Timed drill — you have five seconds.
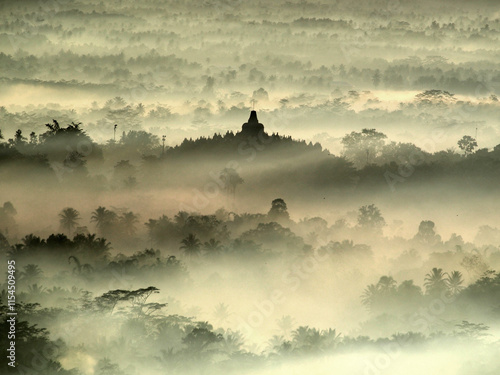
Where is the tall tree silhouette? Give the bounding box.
[414,220,441,246]
[357,204,385,233]
[457,135,477,157]
[68,255,94,276]
[203,238,222,255]
[119,211,139,236]
[220,167,243,198]
[9,129,27,147]
[174,211,190,227]
[268,198,290,221]
[341,128,387,166]
[213,302,231,324]
[446,271,464,295]
[180,233,201,256]
[20,264,43,285]
[91,206,117,235]
[59,207,80,236]
[424,268,448,296]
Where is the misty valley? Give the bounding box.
[1,0,500,374]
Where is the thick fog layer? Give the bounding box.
[1,1,500,374]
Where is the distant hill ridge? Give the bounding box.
[165,110,327,161]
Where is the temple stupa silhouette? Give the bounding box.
[239,110,265,136]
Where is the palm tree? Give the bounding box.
[91,206,117,235]
[174,211,190,227]
[68,255,94,276]
[305,328,324,351]
[213,302,231,324]
[424,268,448,296]
[361,284,378,309]
[22,234,44,248]
[292,326,311,348]
[377,276,397,291]
[203,239,222,255]
[28,283,47,296]
[145,218,157,244]
[46,286,68,298]
[446,271,464,295]
[73,233,111,261]
[20,264,43,284]
[219,331,243,355]
[59,207,80,236]
[91,206,107,228]
[119,211,139,236]
[68,255,82,274]
[180,233,201,256]
[81,263,94,274]
[266,335,285,352]
[276,315,295,337]
[361,276,397,311]
[322,328,341,349]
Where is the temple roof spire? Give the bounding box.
[240,110,265,135]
